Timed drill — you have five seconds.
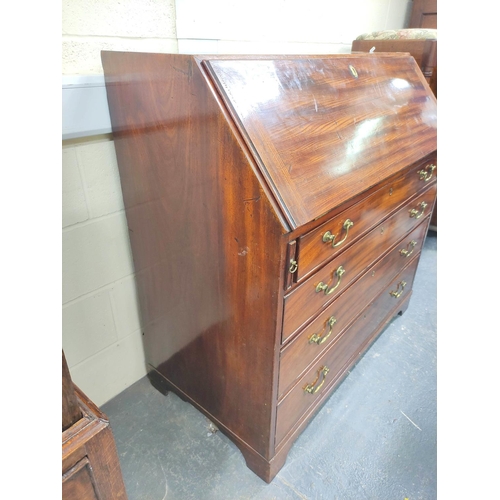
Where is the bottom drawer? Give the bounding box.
[62,457,100,500]
[275,257,420,446]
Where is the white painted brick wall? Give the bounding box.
[77,140,124,217]
[62,38,180,75]
[62,0,412,406]
[63,288,118,367]
[176,0,413,56]
[62,148,89,227]
[67,328,147,405]
[62,137,148,405]
[62,0,178,405]
[62,0,177,38]
[62,212,135,303]
[62,0,178,74]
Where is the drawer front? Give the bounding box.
[62,457,100,500]
[275,258,419,446]
[282,183,436,340]
[296,156,437,281]
[278,220,429,397]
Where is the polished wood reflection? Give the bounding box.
[296,155,436,281]
[102,52,437,483]
[279,220,429,397]
[206,55,436,228]
[283,183,436,340]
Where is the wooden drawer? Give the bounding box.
[63,458,100,500]
[275,258,420,446]
[282,182,436,341]
[296,156,437,281]
[278,220,429,397]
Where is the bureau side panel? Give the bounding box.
[101,52,286,458]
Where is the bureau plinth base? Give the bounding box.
[146,368,278,483]
[146,290,414,484]
[147,369,170,397]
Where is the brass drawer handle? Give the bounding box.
[315,266,345,295]
[289,259,298,274]
[304,366,330,394]
[418,164,436,182]
[389,280,407,298]
[309,316,337,345]
[322,219,354,248]
[400,240,417,258]
[409,201,428,219]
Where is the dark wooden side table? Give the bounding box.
[62,351,128,499]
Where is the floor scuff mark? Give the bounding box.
[278,476,310,500]
[400,410,422,431]
[158,458,169,500]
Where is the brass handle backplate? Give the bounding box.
[316,266,346,295]
[409,201,428,219]
[309,316,337,345]
[400,240,417,258]
[389,280,407,298]
[304,366,330,394]
[418,164,436,182]
[322,219,354,248]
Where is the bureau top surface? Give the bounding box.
[203,54,437,229]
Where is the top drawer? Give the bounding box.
[295,156,437,281]
[282,182,436,341]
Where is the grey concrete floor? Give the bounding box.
[102,231,437,500]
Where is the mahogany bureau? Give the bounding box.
[102,52,437,482]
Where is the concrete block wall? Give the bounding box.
[62,0,412,406]
[175,0,413,55]
[62,136,147,405]
[62,0,178,74]
[62,0,179,405]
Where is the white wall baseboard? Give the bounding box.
[62,75,112,140]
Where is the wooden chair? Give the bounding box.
[351,30,437,97]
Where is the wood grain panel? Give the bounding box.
[102,52,286,459]
[62,350,82,432]
[276,257,420,445]
[296,155,436,281]
[101,51,437,483]
[205,55,437,228]
[283,183,436,339]
[409,0,437,29]
[62,386,128,500]
[62,458,99,500]
[279,219,429,396]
